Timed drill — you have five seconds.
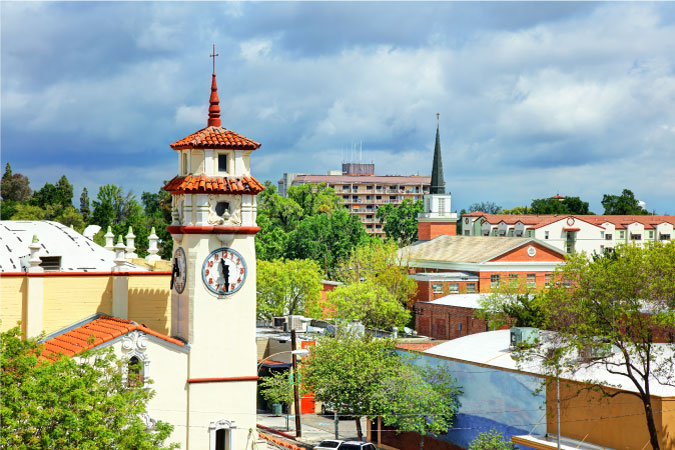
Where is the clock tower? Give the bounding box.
[164,48,264,450]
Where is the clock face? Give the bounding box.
[172,247,187,294]
[202,247,247,295]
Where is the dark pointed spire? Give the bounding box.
[430,113,445,194]
[208,45,221,128]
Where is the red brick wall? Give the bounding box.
[418,221,457,240]
[412,280,479,302]
[489,241,564,262]
[415,302,487,340]
[478,271,553,293]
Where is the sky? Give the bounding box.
[2,1,675,214]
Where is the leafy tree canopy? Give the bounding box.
[529,196,591,215]
[301,331,461,442]
[468,201,502,214]
[1,163,32,203]
[1,327,177,450]
[376,198,424,246]
[501,206,528,215]
[256,258,323,320]
[601,188,650,215]
[515,242,675,450]
[287,182,342,217]
[468,429,517,450]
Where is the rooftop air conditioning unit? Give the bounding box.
[287,315,308,332]
[580,338,614,360]
[510,327,539,349]
[273,317,287,330]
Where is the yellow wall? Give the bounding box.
[43,276,112,335]
[0,277,26,333]
[547,380,674,449]
[128,275,171,335]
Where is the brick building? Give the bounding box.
[399,235,565,340]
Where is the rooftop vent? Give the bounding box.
[510,327,539,349]
[39,256,62,272]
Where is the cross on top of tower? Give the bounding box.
[208,44,221,127]
[210,44,219,75]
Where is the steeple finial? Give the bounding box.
[207,44,221,128]
[430,113,445,194]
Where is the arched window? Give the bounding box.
[128,356,144,388]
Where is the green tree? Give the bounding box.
[285,209,369,277]
[529,196,591,215]
[287,182,343,217]
[259,370,295,412]
[10,204,46,220]
[256,213,290,261]
[79,188,91,222]
[476,280,547,330]
[468,429,517,450]
[30,175,73,210]
[300,331,403,440]
[601,188,650,215]
[257,182,304,232]
[468,201,502,214]
[377,364,462,450]
[501,206,528,215]
[376,198,424,246]
[327,280,411,330]
[1,327,177,449]
[335,240,417,308]
[302,331,461,442]
[516,242,675,450]
[1,163,32,203]
[256,259,323,320]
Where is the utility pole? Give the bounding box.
[291,328,302,438]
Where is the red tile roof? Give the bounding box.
[40,315,184,361]
[291,174,430,185]
[163,174,265,195]
[170,126,260,150]
[466,213,675,231]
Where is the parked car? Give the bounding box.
[313,440,344,450]
[337,442,377,450]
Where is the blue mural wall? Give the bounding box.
[402,352,546,450]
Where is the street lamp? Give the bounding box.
[257,347,309,437]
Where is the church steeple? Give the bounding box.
[430,113,445,194]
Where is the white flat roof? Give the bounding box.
[423,329,675,397]
[0,221,145,272]
[421,293,484,309]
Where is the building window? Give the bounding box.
[215,202,230,218]
[464,230,471,236]
[661,234,671,240]
[182,152,189,175]
[466,283,476,294]
[619,231,625,239]
[432,283,443,294]
[600,231,604,239]
[366,215,372,219]
[526,273,536,288]
[217,154,228,172]
[127,356,144,388]
[649,231,654,239]
[509,273,519,286]
[366,224,373,229]
[631,234,642,240]
[545,273,553,287]
[490,274,500,289]
[544,231,549,240]
[438,199,446,214]
[449,283,459,293]
[366,185,373,190]
[605,234,613,240]
[527,230,533,237]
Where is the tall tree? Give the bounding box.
[1,327,177,449]
[256,259,323,320]
[468,201,502,214]
[1,163,32,203]
[327,280,411,329]
[376,198,424,246]
[335,240,417,308]
[529,196,591,215]
[285,209,370,277]
[287,182,342,217]
[516,242,675,450]
[601,188,650,215]
[258,183,304,233]
[79,188,91,222]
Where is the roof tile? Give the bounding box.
[40,315,184,361]
[163,174,265,195]
[170,126,260,150]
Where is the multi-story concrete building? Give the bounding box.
[278,163,430,237]
[461,212,675,255]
